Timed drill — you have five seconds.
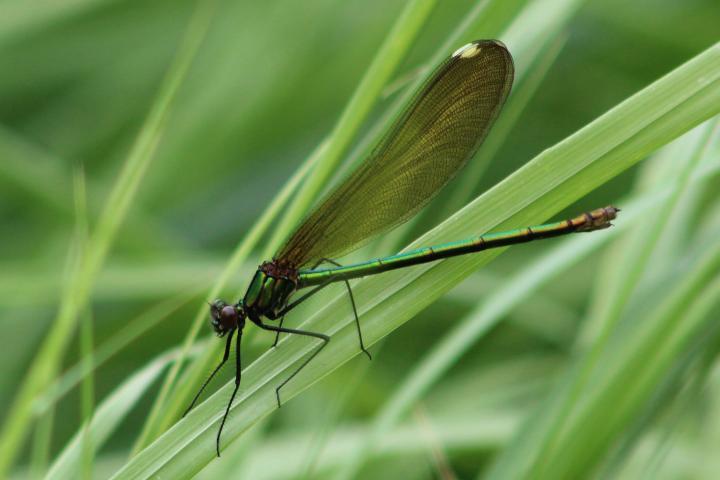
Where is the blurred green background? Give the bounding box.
[1,0,719,478]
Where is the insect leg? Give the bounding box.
[312,258,371,360]
[253,319,329,407]
[271,279,333,347]
[215,328,242,456]
[271,315,286,348]
[183,329,234,417]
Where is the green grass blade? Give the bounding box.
[29,407,55,479]
[0,3,213,474]
[132,141,318,451]
[33,293,197,415]
[487,120,719,479]
[542,119,716,460]
[109,41,720,480]
[266,0,437,250]
[73,167,95,480]
[80,307,95,480]
[336,135,720,480]
[44,348,190,480]
[578,123,717,348]
[587,120,715,341]
[510,246,720,479]
[141,0,436,449]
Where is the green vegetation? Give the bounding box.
[0,0,718,478]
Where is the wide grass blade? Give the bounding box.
[486,120,720,479]
[492,245,720,479]
[110,42,720,480]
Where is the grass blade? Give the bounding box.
[267,0,437,250]
[132,141,318,451]
[44,348,190,480]
[110,41,720,480]
[0,2,213,474]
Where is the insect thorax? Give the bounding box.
[242,262,298,318]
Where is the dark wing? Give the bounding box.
[277,40,514,267]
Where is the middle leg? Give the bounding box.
[311,258,371,360]
[253,318,329,407]
[271,279,333,348]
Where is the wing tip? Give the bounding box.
[452,42,481,59]
[452,39,509,59]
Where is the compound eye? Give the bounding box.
[220,305,237,323]
[208,300,242,337]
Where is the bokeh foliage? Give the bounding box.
[1,0,719,478]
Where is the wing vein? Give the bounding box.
[276,40,514,267]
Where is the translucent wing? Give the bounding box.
[277,40,514,267]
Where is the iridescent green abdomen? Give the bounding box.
[297,206,618,287]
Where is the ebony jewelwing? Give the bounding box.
[184,40,619,456]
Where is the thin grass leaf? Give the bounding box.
[539,119,717,465]
[132,140,319,451]
[0,3,213,474]
[29,407,54,480]
[79,308,95,480]
[73,167,95,480]
[33,292,197,416]
[589,120,716,341]
[520,247,720,479]
[578,124,717,349]
[234,413,519,480]
[44,347,194,480]
[266,0,437,250]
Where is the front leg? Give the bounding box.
[183,328,235,418]
[216,328,242,456]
